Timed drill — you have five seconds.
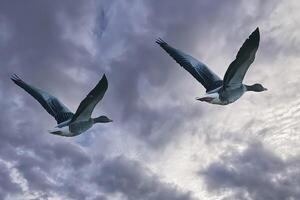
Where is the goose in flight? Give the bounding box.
[11,74,112,137]
[156,27,267,105]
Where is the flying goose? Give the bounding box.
[156,27,267,105]
[11,74,112,137]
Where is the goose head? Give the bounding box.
[246,84,267,92]
[93,115,113,123]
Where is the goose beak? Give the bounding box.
[263,87,268,91]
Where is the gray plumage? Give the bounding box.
[156,27,267,105]
[156,38,223,92]
[11,74,73,124]
[11,74,112,136]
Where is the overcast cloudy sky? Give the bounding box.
[1,0,300,199]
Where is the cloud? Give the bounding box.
[0,113,93,199]
[92,156,195,200]
[0,0,300,199]
[93,0,260,147]
[0,162,22,199]
[200,142,300,200]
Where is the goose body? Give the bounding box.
[49,119,94,137]
[11,74,112,137]
[157,27,267,105]
[198,85,247,105]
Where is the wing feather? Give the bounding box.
[223,28,260,89]
[70,74,108,123]
[156,38,222,92]
[11,74,73,124]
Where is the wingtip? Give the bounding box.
[255,27,259,34]
[11,73,21,82]
[253,27,260,36]
[101,73,108,86]
[156,37,167,45]
[249,27,260,43]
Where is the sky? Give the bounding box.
[1,0,300,199]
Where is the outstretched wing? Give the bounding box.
[223,27,260,89]
[11,74,73,124]
[70,74,108,123]
[156,38,223,92]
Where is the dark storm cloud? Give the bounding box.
[95,0,284,148]
[0,1,101,198]
[0,0,103,101]
[0,0,295,199]
[0,103,93,198]
[0,0,282,148]
[92,156,194,200]
[0,0,284,147]
[0,107,194,199]
[200,142,300,200]
[97,0,253,146]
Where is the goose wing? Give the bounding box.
[156,38,222,92]
[70,74,108,123]
[223,28,260,89]
[11,74,73,124]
